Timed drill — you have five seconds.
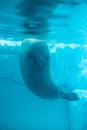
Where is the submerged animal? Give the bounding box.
[19,39,79,101]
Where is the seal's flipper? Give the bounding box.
[61,91,79,101]
[29,53,45,68]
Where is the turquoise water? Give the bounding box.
[0,0,87,130]
[0,41,87,130]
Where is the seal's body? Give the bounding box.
[20,39,79,101]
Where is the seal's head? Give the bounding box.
[20,39,50,76]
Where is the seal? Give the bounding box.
[19,39,79,101]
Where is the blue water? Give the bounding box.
[0,0,87,130]
[0,41,87,130]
